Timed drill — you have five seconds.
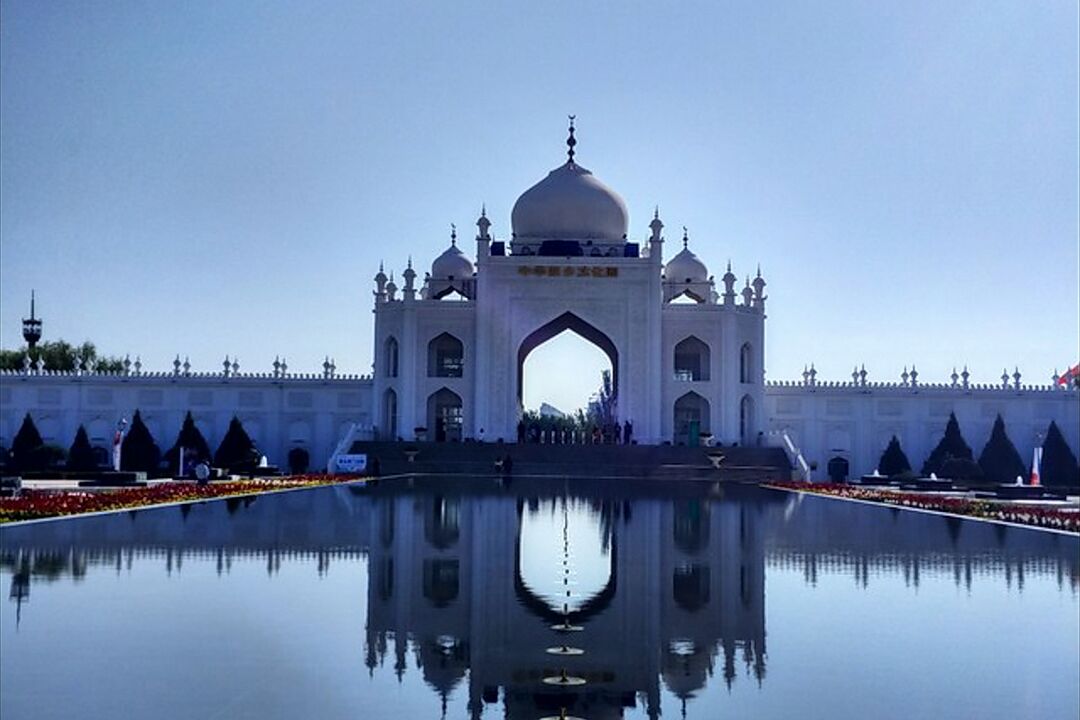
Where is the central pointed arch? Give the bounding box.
[516,311,619,405]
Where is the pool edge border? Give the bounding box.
[765,485,1080,537]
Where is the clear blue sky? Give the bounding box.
[2,1,1077,412]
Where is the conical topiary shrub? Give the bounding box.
[214,416,259,471]
[1041,421,1079,488]
[11,413,45,472]
[921,412,972,476]
[164,411,212,474]
[120,410,161,474]
[67,425,99,472]
[977,415,1026,485]
[878,435,911,477]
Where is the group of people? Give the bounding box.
[515,419,633,445]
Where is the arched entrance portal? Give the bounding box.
[674,391,711,446]
[517,312,619,408]
[427,388,463,442]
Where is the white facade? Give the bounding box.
[1,125,1077,475]
[0,366,372,472]
[766,373,1080,480]
[373,126,767,446]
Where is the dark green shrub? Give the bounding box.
[214,416,259,471]
[1041,421,1079,488]
[120,411,161,473]
[67,425,98,471]
[977,415,1026,485]
[11,414,45,472]
[878,435,911,476]
[921,413,972,476]
[164,411,212,474]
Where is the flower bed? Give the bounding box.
[765,482,1080,533]
[0,474,362,524]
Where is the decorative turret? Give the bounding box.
[741,276,753,306]
[752,265,767,311]
[649,207,664,263]
[476,205,491,259]
[374,262,388,303]
[722,260,737,306]
[1012,366,1021,390]
[859,364,868,386]
[961,365,970,389]
[403,257,417,301]
[909,364,918,386]
[1001,368,1010,389]
[386,273,398,301]
[21,291,42,350]
[950,367,959,387]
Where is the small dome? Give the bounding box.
[512,162,628,241]
[665,246,708,283]
[431,242,473,280]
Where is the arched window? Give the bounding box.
[422,559,460,608]
[384,336,398,378]
[674,336,710,381]
[383,389,398,440]
[428,333,464,378]
[740,342,753,383]
[740,394,755,446]
[673,564,710,612]
[424,496,460,549]
[674,391,711,446]
[427,387,463,442]
[673,499,710,554]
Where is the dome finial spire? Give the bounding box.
[450,223,457,245]
[682,226,688,249]
[566,115,577,164]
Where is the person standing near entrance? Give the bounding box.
[623,420,632,445]
[112,418,127,471]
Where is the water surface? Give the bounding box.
[2,478,1077,719]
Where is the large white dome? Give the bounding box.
[511,162,629,241]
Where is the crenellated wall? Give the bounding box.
[764,372,1079,480]
[0,367,374,471]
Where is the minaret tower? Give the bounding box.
[22,290,42,350]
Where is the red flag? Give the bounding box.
[1059,364,1080,386]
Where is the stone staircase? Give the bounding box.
[347,441,790,482]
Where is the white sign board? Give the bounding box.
[334,454,368,474]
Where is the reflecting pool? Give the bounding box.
[2,478,1077,719]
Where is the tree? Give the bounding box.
[588,369,617,427]
[164,412,211,474]
[11,414,45,472]
[120,411,161,473]
[1041,421,1080,488]
[0,340,124,373]
[67,425,99,472]
[878,435,911,477]
[214,416,259,471]
[921,412,972,476]
[977,415,1026,485]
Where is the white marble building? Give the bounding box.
[1,123,1077,477]
[373,121,766,447]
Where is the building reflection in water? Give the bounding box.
[2,480,1076,719]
